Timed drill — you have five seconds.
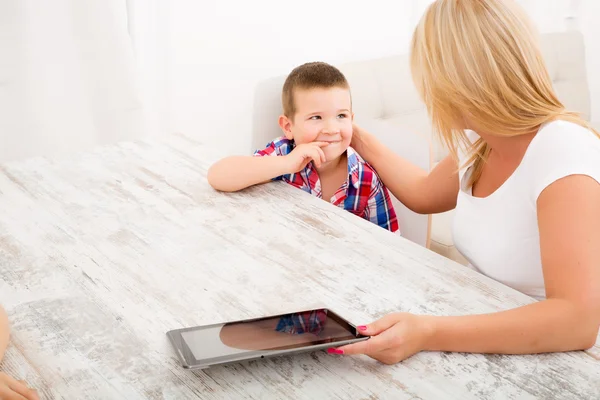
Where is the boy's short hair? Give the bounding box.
[282,62,350,119]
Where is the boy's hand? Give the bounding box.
[0,372,39,400]
[285,142,329,173]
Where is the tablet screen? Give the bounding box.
[171,309,364,367]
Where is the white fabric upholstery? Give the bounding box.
[356,119,431,247]
[251,31,595,262]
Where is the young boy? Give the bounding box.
[208,62,399,234]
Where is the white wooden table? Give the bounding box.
[1,134,599,400]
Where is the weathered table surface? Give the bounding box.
[1,133,599,400]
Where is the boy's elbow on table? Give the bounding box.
[207,159,237,192]
[208,157,268,192]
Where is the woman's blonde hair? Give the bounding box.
[410,0,598,187]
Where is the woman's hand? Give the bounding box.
[350,123,370,157]
[330,313,435,364]
[0,372,39,400]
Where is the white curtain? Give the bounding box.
[125,0,171,141]
[0,0,144,162]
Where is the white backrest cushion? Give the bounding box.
[540,31,591,121]
[251,76,286,151]
[355,118,431,247]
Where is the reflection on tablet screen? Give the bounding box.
[180,309,358,361]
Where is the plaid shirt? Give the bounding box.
[275,310,328,335]
[254,137,400,234]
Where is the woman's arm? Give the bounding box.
[338,174,600,362]
[427,300,597,355]
[424,175,600,354]
[352,124,459,214]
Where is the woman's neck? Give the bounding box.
[476,128,538,162]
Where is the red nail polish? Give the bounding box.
[357,325,367,331]
[327,348,344,355]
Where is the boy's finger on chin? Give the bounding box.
[312,150,324,164]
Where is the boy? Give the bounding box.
[207,62,399,234]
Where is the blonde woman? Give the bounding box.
[331,0,600,364]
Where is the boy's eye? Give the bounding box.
[309,116,321,120]
[337,114,348,119]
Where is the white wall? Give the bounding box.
[0,0,144,163]
[167,0,419,154]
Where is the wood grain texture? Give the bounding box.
[0,133,598,400]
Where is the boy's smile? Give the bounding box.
[279,87,353,163]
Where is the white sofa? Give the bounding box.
[252,31,598,263]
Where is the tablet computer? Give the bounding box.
[167,308,368,369]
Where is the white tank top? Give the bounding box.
[453,121,600,300]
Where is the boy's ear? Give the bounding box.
[278,115,294,140]
[351,112,355,122]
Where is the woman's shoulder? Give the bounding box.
[537,120,599,146]
[524,120,600,199]
[527,120,600,164]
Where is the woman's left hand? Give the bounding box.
[332,313,435,364]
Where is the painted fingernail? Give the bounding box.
[327,348,344,355]
[357,325,367,331]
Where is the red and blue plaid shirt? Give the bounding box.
[275,310,328,335]
[254,137,400,234]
